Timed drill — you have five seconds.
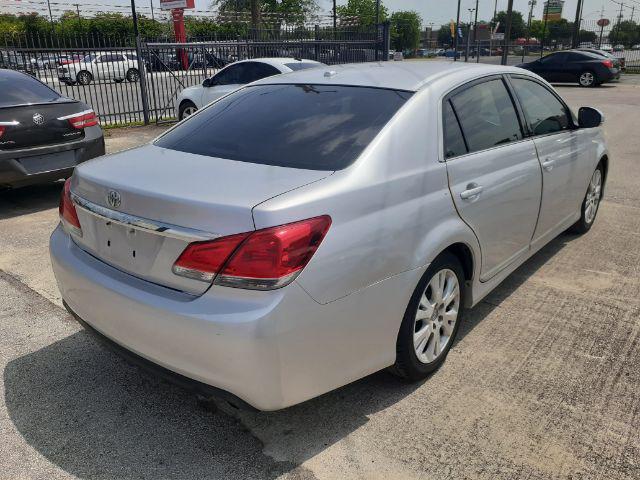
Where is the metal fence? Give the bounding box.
[1,25,389,126]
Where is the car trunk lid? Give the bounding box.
[70,144,331,295]
[0,100,86,150]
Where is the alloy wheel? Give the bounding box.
[584,168,602,224]
[580,72,595,87]
[182,106,197,119]
[413,268,460,364]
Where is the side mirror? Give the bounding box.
[578,107,604,128]
[203,77,215,87]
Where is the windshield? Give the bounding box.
[155,84,412,171]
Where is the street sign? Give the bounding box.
[160,0,195,10]
[597,18,611,27]
[492,33,505,41]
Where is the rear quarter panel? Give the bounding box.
[252,88,480,305]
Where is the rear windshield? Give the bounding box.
[0,69,61,107]
[284,62,321,71]
[156,84,412,170]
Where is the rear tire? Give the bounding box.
[579,70,597,88]
[77,70,92,85]
[391,253,465,381]
[570,163,604,234]
[178,101,198,121]
[126,68,140,82]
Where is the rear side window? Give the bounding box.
[0,70,60,107]
[156,84,412,170]
[285,62,321,71]
[511,78,570,135]
[450,79,522,153]
[443,101,467,158]
[243,62,281,82]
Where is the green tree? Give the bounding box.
[492,10,525,39]
[211,0,317,27]
[336,0,388,27]
[390,10,422,52]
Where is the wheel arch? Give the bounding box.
[432,242,477,307]
[599,154,609,196]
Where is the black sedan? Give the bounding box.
[517,50,620,87]
[0,69,105,188]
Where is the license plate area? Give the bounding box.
[19,151,76,174]
[89,219,164,275]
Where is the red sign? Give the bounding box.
[597,18,610,27]
[160,0,195,10]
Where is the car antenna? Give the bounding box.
[294,56,302,61]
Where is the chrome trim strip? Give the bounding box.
[56,109,94,120]
[0,121,20,126]
[71,193,219,242]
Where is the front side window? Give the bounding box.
[450,79,522,153]
[155,84,412,170]
[511,78,570,135]
[213,64,245,85]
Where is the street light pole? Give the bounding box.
[466,8,475,62]
[454,0,462,61]
[572,0,584,48]
[474,0,480,62]
[540,0,550,56]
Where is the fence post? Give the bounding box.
[314,25,320,62]
[131,0,150,125]
[382,21,391,61]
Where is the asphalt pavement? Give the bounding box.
[0,78,639,480]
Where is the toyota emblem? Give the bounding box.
[107,190,121,209]
[32,113,45,125]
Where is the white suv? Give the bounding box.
[58,52,140,85]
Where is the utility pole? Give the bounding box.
[46,0,54,29]
[332,0,336,33]
[598,6,605,48]
[631,6,635,22]
[572,0,584,48]
[150,0,155,21]
[454,0,462,61]
[474,0,480,62]
[614,2,624,46]
[74,3,80,19]
[375,0,380,26]
[501,0,514,65]
[131,0,150,125]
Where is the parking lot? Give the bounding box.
[1,77,639,479]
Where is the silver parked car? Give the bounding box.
[50,62,608,410]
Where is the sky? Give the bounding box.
[2,0,636,25]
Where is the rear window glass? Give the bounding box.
[0,70,60,107]
[285,62,321,71]
[156,84,412,170]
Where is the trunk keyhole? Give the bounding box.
[132,250,136,258]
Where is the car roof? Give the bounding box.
[250,61,527,92]
[236,57,323,69]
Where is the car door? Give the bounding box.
[444,76,543,281]
[509,75,592,247]
[534,53,567,82]
[564,52,590,83]
[95,54,116,79]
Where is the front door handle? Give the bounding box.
[542,158,556,171]
[460,184,483,200]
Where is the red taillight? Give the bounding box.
[68,111,98,129]
[58,178,82,236]
[172,216,332,289]
[603,59,614,69]
[0,126,5,138]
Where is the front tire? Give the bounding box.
[570,164,604,234]
[391,253,465,381]
[579,70,597,88]
[178,101,198,121]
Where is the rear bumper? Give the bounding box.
[50,225,419,410]
[0,125,104,188]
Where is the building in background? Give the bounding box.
[542,0,565,21]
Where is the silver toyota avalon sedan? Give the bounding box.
[51,61,608,410]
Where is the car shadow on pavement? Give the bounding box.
[3,233,577,480]
[0,183,62,220]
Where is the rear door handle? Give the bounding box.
[542,158,556,171]
[460,184,483,200]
